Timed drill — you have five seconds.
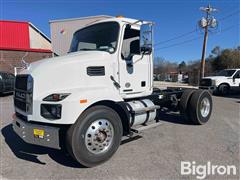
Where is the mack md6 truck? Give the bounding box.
[12,16,213,167]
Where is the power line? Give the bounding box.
[155,37,201,51]
[219,10,240,21]
[219,23,240,33]
[154,9,239,47]
[154,29,197,46]
[154,23,239,51]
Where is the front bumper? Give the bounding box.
[12,116,61,149]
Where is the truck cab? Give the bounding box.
[12,17,213,167]
[199,69,240,95]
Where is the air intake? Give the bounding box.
[87,66,105,76]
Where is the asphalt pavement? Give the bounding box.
[0,93,239,180]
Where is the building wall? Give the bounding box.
[0,21,30,49]
[29,25,52,50]
[0,20,52,52]
[0,21,52,74]
[50,15,111,56]
[0,50,52,73]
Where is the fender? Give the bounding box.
[30,86,123,124]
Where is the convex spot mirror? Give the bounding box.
[140,23,153,54]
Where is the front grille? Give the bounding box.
[200,79,212,87]
[14,98,27,112]
[14,75,33,114]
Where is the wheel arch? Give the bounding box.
[218,82,230,89]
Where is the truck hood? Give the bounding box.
[22,51,109,75]
[203,76,227,80]
[19,51,112,98]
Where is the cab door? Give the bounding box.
[118,26,151,97]
[233,70,240,87]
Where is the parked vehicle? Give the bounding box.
[199,69,240,95]
[12,16,213,167]
[0,72,15,95]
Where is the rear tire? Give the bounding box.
[66,105,123,167]
[179,89,195,120]
[188,90,212,125]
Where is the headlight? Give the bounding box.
[41,104,62,119]
[43,93,70,102]
[27,75,33,91]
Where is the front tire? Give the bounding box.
[66,105,123,167]
[218,84,230,95]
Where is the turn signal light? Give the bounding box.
[80,99,88,103]
[43,93,70,102]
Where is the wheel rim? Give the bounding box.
[85,119,114,154]
[200,97,210,118]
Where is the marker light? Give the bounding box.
[116,15,124,18]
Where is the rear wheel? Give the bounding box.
[188,90,212,125]
[179,89,195,120]
[66,105,123,167]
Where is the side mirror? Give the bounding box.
[140,23,153,54]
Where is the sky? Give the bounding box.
[1,0,239,63]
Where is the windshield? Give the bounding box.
[69,22,119,53]
[216,70,236,77]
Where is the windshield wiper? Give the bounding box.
[79,48,97,51]
[80,48,112,54]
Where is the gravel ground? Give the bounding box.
[0,93,239,180]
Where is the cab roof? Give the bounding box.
[91,17,153,26]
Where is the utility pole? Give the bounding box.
[199,4,218,80]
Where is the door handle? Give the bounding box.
[110,76,121,89]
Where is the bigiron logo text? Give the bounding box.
[181,161,237,179]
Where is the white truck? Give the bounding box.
[199,69,240,95]
[12,17,213,167]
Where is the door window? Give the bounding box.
[234,71,240,78]
[121,27,140,60]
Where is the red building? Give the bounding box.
[0,20,52,73]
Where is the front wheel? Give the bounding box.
[218,84,230,96]
[66,105,123,167]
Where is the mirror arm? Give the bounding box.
[132,53,144,65]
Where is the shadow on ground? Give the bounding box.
[213,91,240,103]
[1,124,85,168]
[1,124,144,167]
[157,110,193,125]
[213,90,240,99]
